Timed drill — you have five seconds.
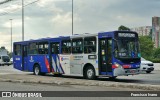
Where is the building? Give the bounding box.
[152,16,160,48]
[130,26,152,36]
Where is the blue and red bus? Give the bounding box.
[13,31,141,79]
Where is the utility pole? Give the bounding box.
[22,0,24,41]
[72,0,73,35]
[10,19,12,53]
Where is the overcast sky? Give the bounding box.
[0,0,160,52]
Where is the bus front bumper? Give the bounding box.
[113,68,140,76]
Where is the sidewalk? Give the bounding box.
[0,74,160,91]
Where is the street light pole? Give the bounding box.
[72,0,73,35]
[10,19,12,53]
[22,0,24,41]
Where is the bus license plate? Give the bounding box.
[130,70,135,73]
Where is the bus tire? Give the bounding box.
[146,71,151,73]
[53,74,62,77]
[85,66,96,80]
[109,76,117,80]
[33,65,41,75]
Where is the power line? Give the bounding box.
[0,0,74,17]
[0,0,40,16]
[0,0,13,5]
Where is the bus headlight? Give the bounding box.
[112,63,122,68]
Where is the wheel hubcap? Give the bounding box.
[35,67,39,75]
[87,69,93,78]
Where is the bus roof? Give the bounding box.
[14,31,137,44]
[14,36,70,44]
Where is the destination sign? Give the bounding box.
[118,33,136,38]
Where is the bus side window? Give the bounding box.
[44,43,49,54]
[23,46,28,57]
[14,44,21,56]
[38,42,48,55]
[51,43,59,54]
[62,40,71,54]
[28,43,38,55]
[84,37,96,53]
[72,38,83,54]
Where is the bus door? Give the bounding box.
[14,44,23,71]
[50,42,63,74]
[22,45,28,71]
[99,38,112,75]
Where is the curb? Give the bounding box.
[0,78,160,90]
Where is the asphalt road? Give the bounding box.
[0,82,159,100]
[0,65,160,100]
[0,81,139,91]
[0,65,160,85]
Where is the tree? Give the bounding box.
[139,36,154,58]
[0,46,5,50]
[118,25,130,31]
[149,29,152,40]
[8,52,13,58]
[153,48,160,58]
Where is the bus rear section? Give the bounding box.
[13,40,62,75]
[27,42,52,75]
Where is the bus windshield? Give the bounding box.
[114,39,140,58]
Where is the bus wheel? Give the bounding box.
[53,74,62,77]
[109,76,117,80]
[34,65,41,75]
[146,71,151,73]
[85,66,96,80]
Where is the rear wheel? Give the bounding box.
[53,74,62,77]
[146,71,151,73]
[84,66,96,80]
[109,76,117,80]
[34,65,41,75]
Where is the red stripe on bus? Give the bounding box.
[45,56,50,73]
